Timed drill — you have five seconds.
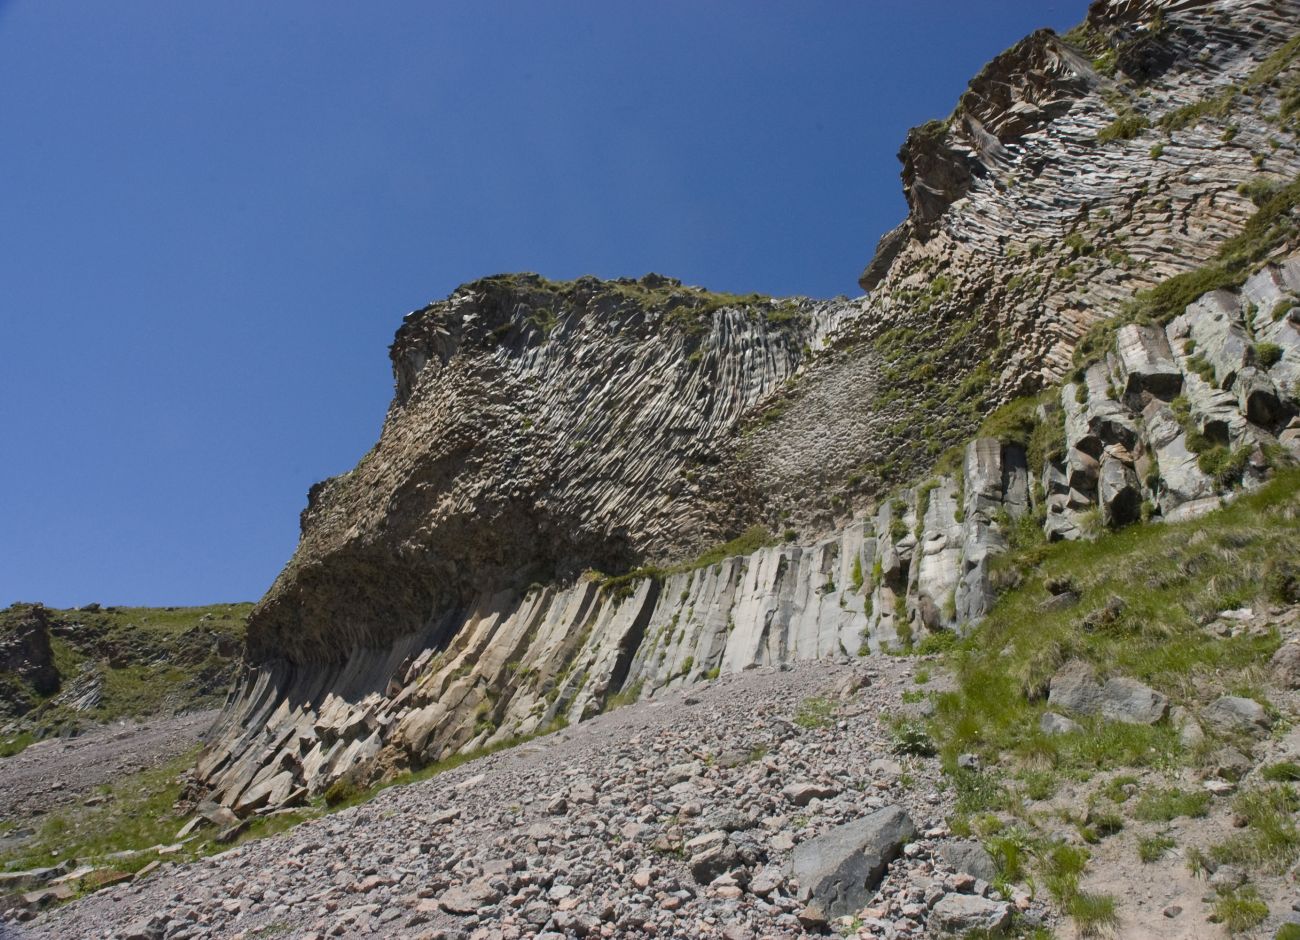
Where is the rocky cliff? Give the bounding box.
[196,0,1300,813]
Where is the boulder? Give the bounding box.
[1235,366,1283,427]
[1115,323,1181,406]
[929,893,1013,935]
[790,805,916,921]
[1039,712,1081,735]
[687,831,741,884]
[1099,677,1168,725]
[1171,706,1205,748]
[782,781,840,806]
[438,878,502,914]
[1047,661,1103,715]
[1176,290,1253,388]
[1202,696,1272,736]
[937,841,998,882]
[1271,641,1300,689]
[1048,664,1166,724]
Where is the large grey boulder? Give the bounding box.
[1142,399,1217,515]
[1048,663,1167,725]
[1048,661,1104,715]
[1181,370,1250,446]
[1235,366,1284,427]
[937,841,998,882]
[929,893,1013,935]
[791,805,916,921]
[1175,290,1253,388]
[1100,677,1169,725]
[1203,696,1272,736]
[1271,641,1300,689]
[1063,363,1141,455]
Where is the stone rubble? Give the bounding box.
[12,661,1053,940]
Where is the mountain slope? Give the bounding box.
[193,0,1300,825]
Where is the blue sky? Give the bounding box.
[0,1,1080,607]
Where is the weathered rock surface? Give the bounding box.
[1048,663,1168,724]
[0,605,58,716]
[928,893,1014,935]
[790,805,916,921]
[1203,694,1273,736]
[936,841,998,883]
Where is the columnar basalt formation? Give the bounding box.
[196,0,1300,811]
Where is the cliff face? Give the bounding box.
[250,275,845,665]
[197,0,1300,811]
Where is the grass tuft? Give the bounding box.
[1132,787,1210,823]
[1138,834,1175,863]
[1210,785,1300,872]
[793,696,835,730]
[1211,884,1269,934]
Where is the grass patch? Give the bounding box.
[0,733,36,758]
[1132,787,1210,823]
[603,679,644,713]
[1018,769,1059,801]
[1098,111,1150,143]
[1261,760,1300,782]
[930,469,1300,772]
[596,525,778,598]
[1138,834,1175,863]
[0,747,306,875]
[1099,774,1139,803]
[1209,785,1300,873]
[1211,884,1269,934]
[686,525,777,571]
[1069,892,1120,937]
[793,696,835,730]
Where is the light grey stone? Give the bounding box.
[790,805,916,920]
[1099,677,1168,725]
[1039,711,1081,735]
[929,893,1013,935]
[937,841,998,882]
[1203,696,1272,736]
[1048,661,1103,716]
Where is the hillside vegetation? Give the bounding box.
[0,602,249,754]
[926,468,1300,935]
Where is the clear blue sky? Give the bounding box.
[0,1,1080,608]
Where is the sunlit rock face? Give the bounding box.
[196,0,1300,811]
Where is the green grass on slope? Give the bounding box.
[595,524,778,599]
[0,749,310,877]
[923,471,1300,936]
[0,603,252,755]
[931,469,1300,776]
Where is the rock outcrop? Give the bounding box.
[0,606,58,717]
[195,0,1300,811]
